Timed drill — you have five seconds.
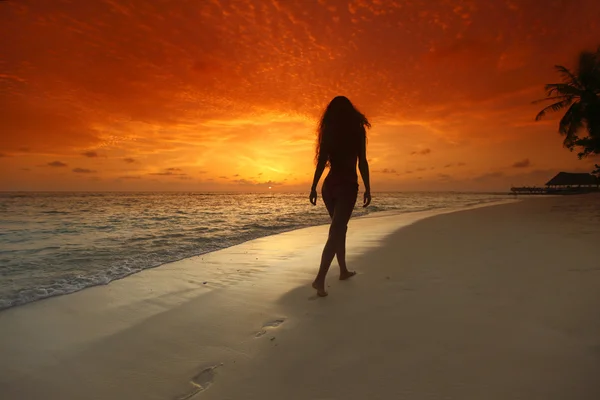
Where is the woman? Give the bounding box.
[309,96,371,297]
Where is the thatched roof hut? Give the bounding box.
[545,172,598,187]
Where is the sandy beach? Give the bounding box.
[1,194,599,400]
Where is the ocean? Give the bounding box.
[0,191,510,310]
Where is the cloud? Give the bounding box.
[438,173,452,180]
[508,169,557,185]
[232,178,282,186]
[149,171,187,176]
[219,176,228,179]
[118,175,142,180]
[73,168,97,173]
[147,167,188,177]
[410,148,432,156]
[377,168,397,174]
[512,158,531,168]
[444,163,453,168]
[82,151,99,158]
[473,171,504,181]
[261,180,282,187]
[0,153,7,157]
[457,162,467,167]
[2,0,600,191]
[47,161,68,167]
[233,179,254,185]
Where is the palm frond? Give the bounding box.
[573,136,600,159]
[554,65,582,87]
[531,95,573,105]
[558,102,584,139]
[535,99,573,121]
[544,83,582,98]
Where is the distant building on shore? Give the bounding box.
[511,172,599,195]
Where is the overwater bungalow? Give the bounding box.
[545,172,599,193]
[510,172,599,195]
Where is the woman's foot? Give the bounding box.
[312,281,328,297]
[339,270,357,280]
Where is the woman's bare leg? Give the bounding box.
[313,194,356,296]
[322,187,357,281]
[336,226,356,280]
[335,187,357,280]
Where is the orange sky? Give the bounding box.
[1,0,600,192]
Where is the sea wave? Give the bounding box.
[0,192,511,310]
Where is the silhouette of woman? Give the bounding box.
[309,96,371,297]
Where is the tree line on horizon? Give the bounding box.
[534,45,600,178]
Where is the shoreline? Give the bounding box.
[0,198,514,312]
[2,195,598,399]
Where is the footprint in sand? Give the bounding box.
[255,318,285,337]
[176,364,222,400]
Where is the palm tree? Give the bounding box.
[534,46,600,158]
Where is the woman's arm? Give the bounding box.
[309,158,327,205]
[311,160,327,192]
[358,132,371,207]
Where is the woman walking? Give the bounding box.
[309,96,371,297]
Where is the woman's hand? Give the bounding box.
[363,191,371,207]
[309,188,318,205]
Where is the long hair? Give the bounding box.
[315,96,370,165]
